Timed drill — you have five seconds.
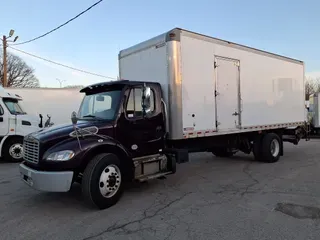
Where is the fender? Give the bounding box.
[0,135,24,157]
[41,135,134,179]
[0,136,8,157]
[80,137,134,180]
[82,137,131,163]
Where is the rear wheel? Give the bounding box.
[82,153,124,209]
[252,135,263,161]
[255,133,281,163]
[3,137,24,163]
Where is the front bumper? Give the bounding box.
[19,163,74,192]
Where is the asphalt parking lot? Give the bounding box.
[1,140,320,240]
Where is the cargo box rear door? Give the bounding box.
[215,56,241,132]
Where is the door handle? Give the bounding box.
[232,112,239,116]
[0,117,3,122]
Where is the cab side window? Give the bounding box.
[126,87,155,118]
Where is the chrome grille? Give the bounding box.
[23,136,40,164]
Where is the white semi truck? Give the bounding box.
[0,87,84,162]
[19,28,308,209]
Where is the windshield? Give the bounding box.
[78,90,122,121]
[3,98,26,115]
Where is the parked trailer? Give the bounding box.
[19,28,308,209]
[307,93,320,135]
[5,87,84,126]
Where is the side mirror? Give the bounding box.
[142,85,151,116]
[71,111,78,125]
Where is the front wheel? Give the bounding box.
[3,138,24,163]
[82,153,124,209]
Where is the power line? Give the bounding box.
[8,46,116,80]
[11,0,104,46]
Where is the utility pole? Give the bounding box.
[1,30,19,87]
[56,78,66,88]
[2,36,7,87]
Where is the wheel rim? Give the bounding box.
[9,143,23,159]
[270,139,280,157]
[99,164,121,198]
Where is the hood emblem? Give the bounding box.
[69,126,99,138]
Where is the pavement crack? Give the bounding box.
[241,162,260,196]
[82,192,192,240]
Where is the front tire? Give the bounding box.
[82,153,124,209]
[3,137,24,163]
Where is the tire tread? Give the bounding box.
[82,153,123,209]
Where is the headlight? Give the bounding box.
[46,150,75,161]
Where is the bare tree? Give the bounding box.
[313,78,320,93]
[305,78,316,100]
[0,51,40,88]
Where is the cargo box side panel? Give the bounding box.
[180,37,217,137]
[180,33,305,131]
[119,43,169,104]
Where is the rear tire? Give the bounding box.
[252,135,263,161]
[259,133,281,163]
[82,153,124,209]
[3,137,24,163]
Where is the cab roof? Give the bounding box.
[80,80,159,94]
[0,86,23,100]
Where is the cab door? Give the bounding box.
[0,102,9,137]
[116,84,165,158]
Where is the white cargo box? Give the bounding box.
[119,28,305,140]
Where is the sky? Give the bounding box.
[1,0,319,88]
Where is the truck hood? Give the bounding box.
[29,120,114,144]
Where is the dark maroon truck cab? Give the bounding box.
[19,80,180,209]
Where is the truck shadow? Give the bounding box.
[24,154,260,211]
[26,180,162,212]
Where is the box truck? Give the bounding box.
[0,87,83,162]
[19,28,308,209]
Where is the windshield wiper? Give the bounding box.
[82,115,105,120]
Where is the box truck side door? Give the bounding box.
[215,56,241,131]
[0,102,9,136]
